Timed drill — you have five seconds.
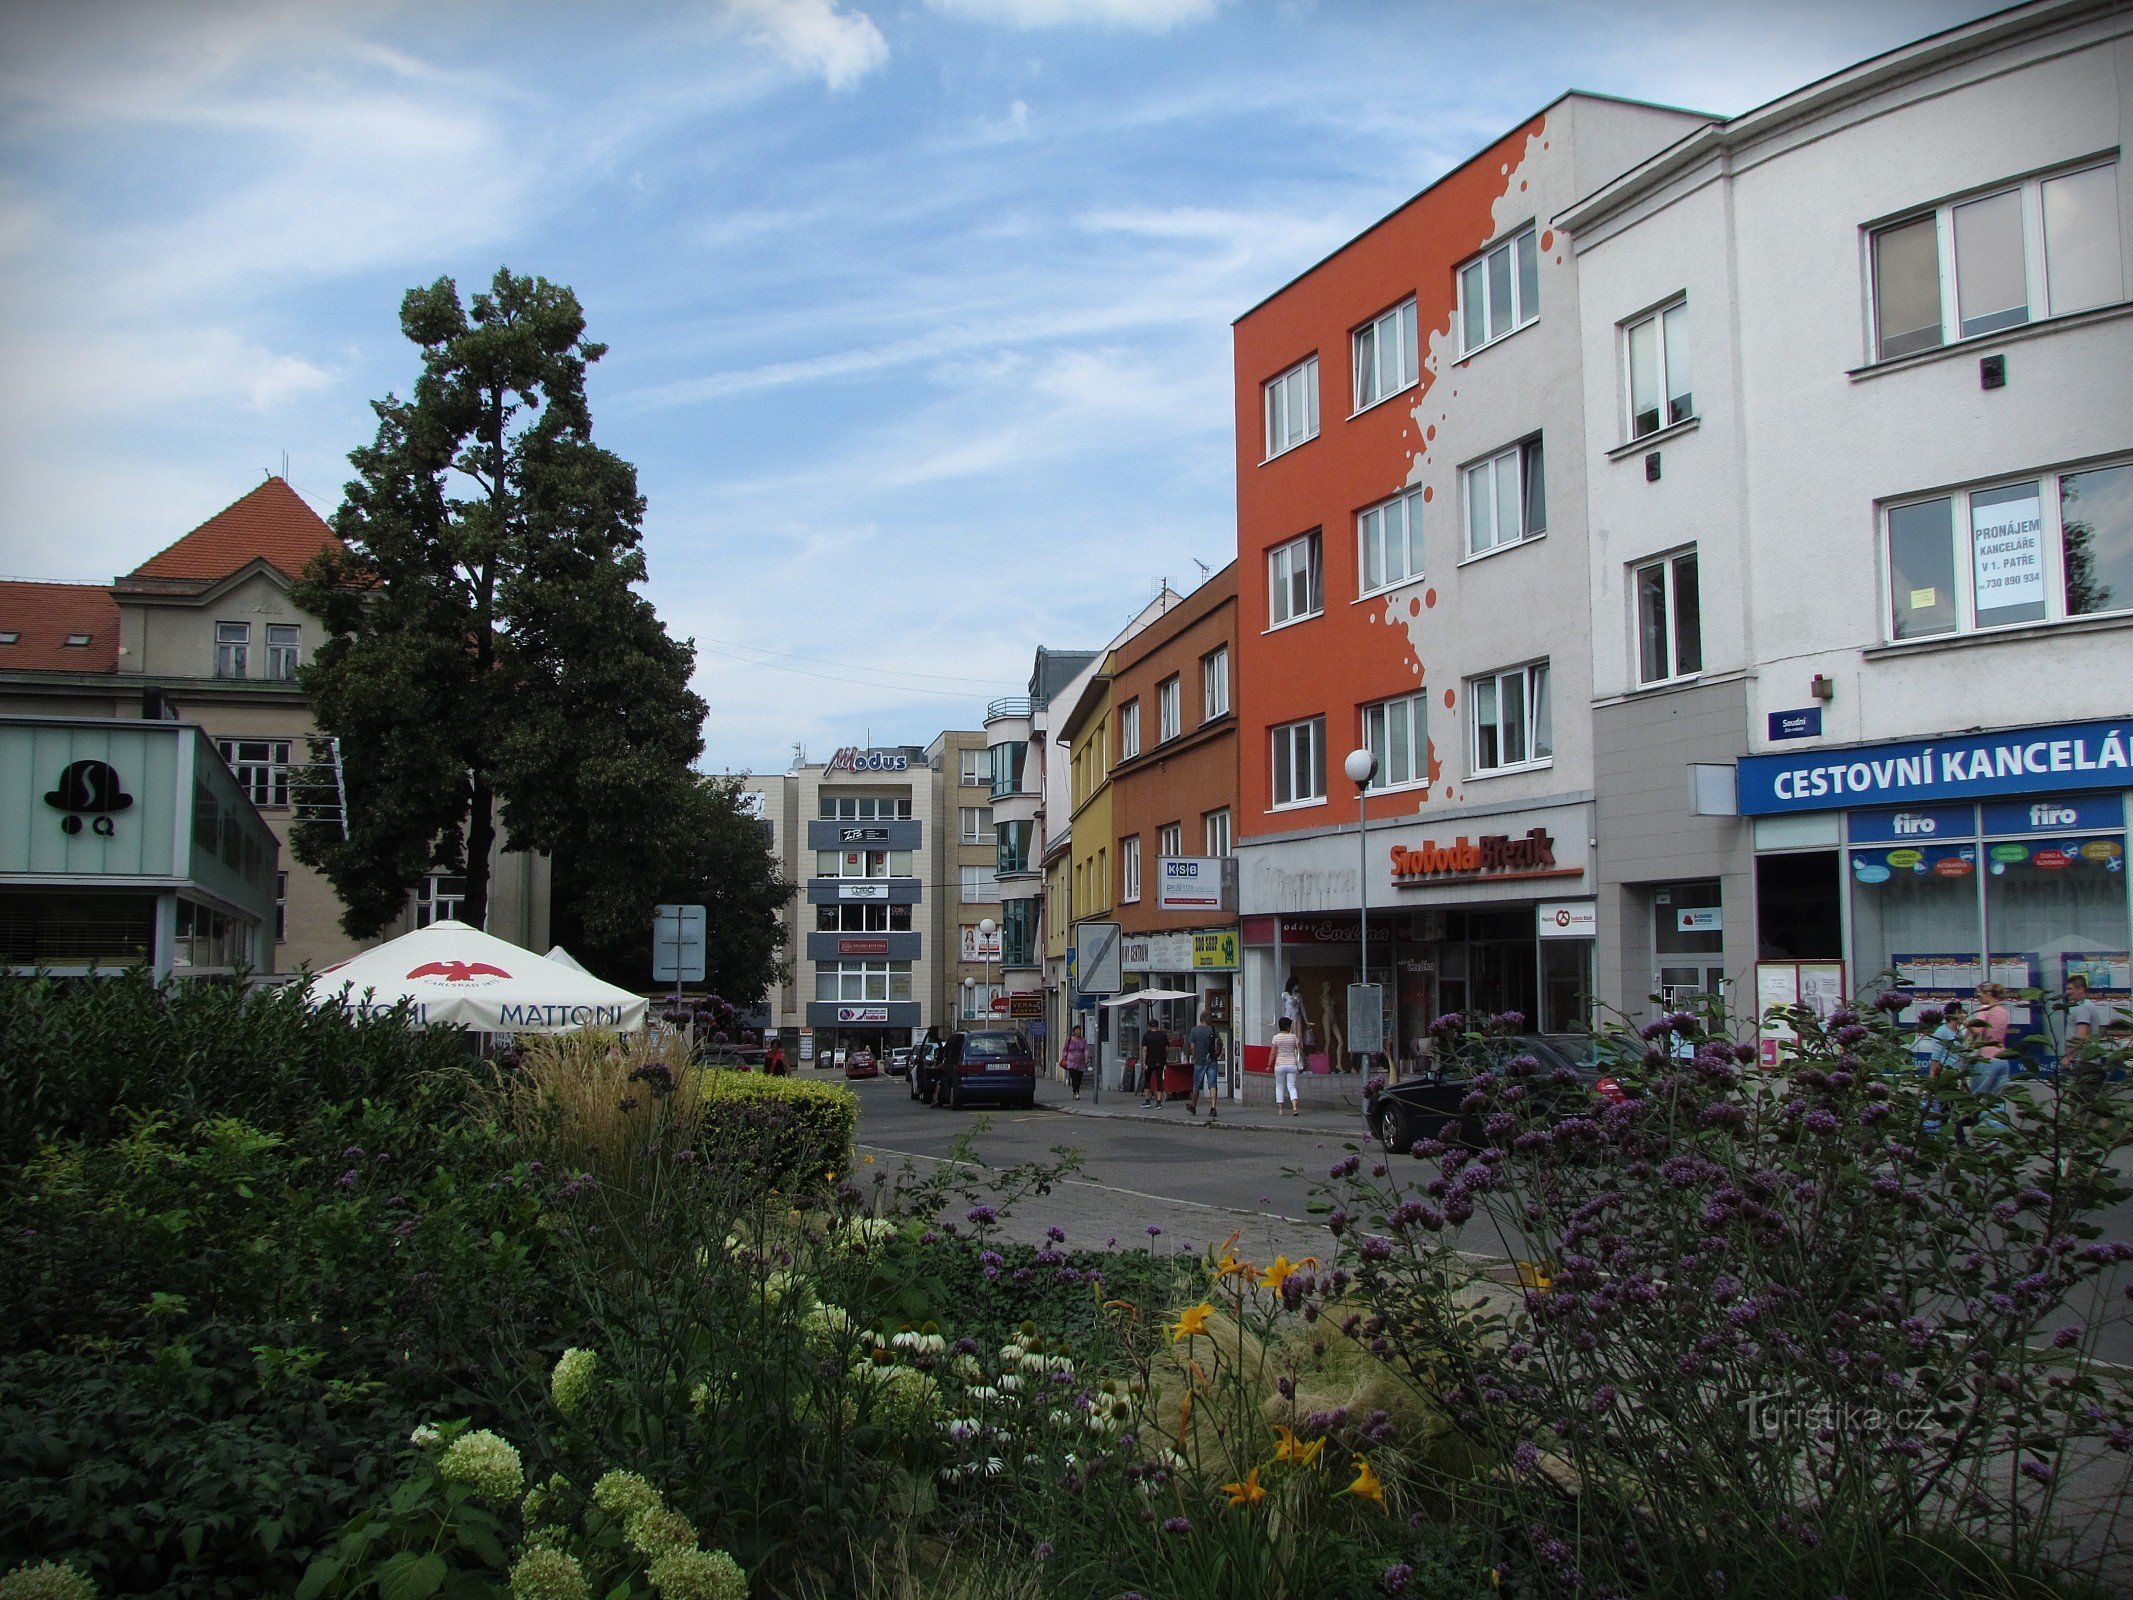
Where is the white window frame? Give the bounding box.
[1268,531,1324,629]
[1201,646,1229,720]
[214,621,250,679]
[959,805,992,843]
[1622,298,1693,441]
[1121,835,1142,903]
[815,960,913,1003]
[959,864,1002,903]
[1352,297,1418,413]
[1868,159,2124,363]
[959,748,992,786]
[1357,487,1425,596]
[415,872,466,929]
[266,623,301,681]
[216,737,293,809]
[1462,438,1546,559]
[1270,716,1326,810]
[1467,662,1552,778]
[1203,808,1231,858]
[1156,675,1181,743]
[1119,699,1141,760]
[1633,549,1704,686]
[1263,355,1320,460]
[1361,693,1429,793]
[1881,459,2133,642]
[1157,821,1182,861]
[1457,225,1540,355]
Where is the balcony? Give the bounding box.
[985,696,1034,722]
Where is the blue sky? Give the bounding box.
[0,0,1999,773]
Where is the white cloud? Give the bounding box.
[723,0,890,90]
[926,0,1221,30]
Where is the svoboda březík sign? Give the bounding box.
[1390,828,1556,883]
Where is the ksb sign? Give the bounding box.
[1390,829,1556,882]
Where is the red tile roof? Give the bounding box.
[128,476,339,583]
[0,581,122,672]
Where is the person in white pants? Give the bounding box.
[1270,1016,1304,1116]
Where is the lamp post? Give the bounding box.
[962,976,976,1022]
[1343,748,1379,1070]
[978,916,997,1018]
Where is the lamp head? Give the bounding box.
[978,916,996,937]
[1344,748,1379,787]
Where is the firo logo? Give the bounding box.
[1891,813,1937,836]
[2030,804,2078,827]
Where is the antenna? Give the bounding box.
[280,450,289,481]
[1192,558,1211,587]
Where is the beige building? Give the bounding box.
[927,728,1007,1027]
[0,477,550,973]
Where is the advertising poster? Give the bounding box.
[1971,485,2046,626]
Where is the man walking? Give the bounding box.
[1186,1008,1222,1122]
[1139,1019,1170,1110]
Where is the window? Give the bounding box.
[1361,692,1429,791]
[216,738,293,808]
[1271,716,1325,808]
[989,740,1025,800]
[1204,808,1231,857]
[1158,821,1182,860]
[816,848,910,878]
[1885,461,2133,639]
[64,633,91,648]
[214,621,250,679]
[959,806,992,842]
[1468,663,1552,776]
[1268,531,1324,627]
[415,873,465,928]
[1870,162,2123,361]
[960,864,1002,903]
[960,747,992,786]
[1156,676,1181,742]
[820,902,911,932]
[1358,488,1425,594]
[1623,300,1693,439]
[275,872,287,943]
[1121,835,1142,902]
[1264,355,1319,459]
[822,795,911,819]
[1634,551,1704,684]
[1353,297,1418,410]
[1119,700,1141,760]
[1201,647,1229,720]
[815,961,913,1002]
[1463,438,1546,556]
[266,623,301,681]
[0,632,17,644]
[1458,225,1539,353]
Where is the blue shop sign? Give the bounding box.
[1768,707,1823,741]
[1848,804,1976,844]
[1738,718,2133,815]
[1981,795,2125,836]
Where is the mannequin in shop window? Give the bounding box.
[1318,978,1346,1072]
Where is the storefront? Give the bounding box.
[1738,717,2131,1062]
[1100,928,1239,1081]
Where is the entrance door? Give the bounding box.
[1654,880,1725,1007]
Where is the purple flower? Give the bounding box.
[1033,1542,1054,1561]
[1161,1516,1192,1535]
[1513,1440,1540,1472]
[1330,1155,1361,1179]
[2052,1327,2082,1349]
[966,1205,998,1226]
[2020,1460,2055,1486]
[1380,1564,1414,1595]
[1046,1225,1067,1242]
[1359,1235,1393,1262]
[1804,1109,1840,1135]
[1145,1225,1162,1239]
[338,1168,360,1190]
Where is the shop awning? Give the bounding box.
[1097,988,1198,1006]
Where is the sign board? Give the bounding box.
[1192,930,1239,970]
[1124,932,1194,971]
[1736,717,2133,814]
[837,1005,889,1023]
[1537,900,1597,939]
[1346,982,1386,1056]
[1676,907,1722,934]
[1768,707,1823,741]
[838,882,890,900]
[827,747,911,773]
[961,923,1002,961]
[798,1029,815,1062]
[1971,487,2045,625]
[1075,921,1123,996]
[989,994,1011,1014]
[652,903,707,984]
[837,937,890,957]
[1157,856,1227,911]
[838,826,890,844]
[1008,992,1045,1019]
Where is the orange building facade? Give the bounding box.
[1229,95,1707,1075]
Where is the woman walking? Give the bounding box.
[1062,1025,1090,1100]
[1270,1015,1304,1116]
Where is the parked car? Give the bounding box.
[923,1028,1036,1110]
[844,1048,880,1080]
[885,1046,915,1078]
[699,1044,766,1071]
[1364,1034,1628,1155]
[909,1036,948,1101]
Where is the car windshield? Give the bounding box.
[963,1032,1027,1063]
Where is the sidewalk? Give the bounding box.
[1038,1087,1368,1139]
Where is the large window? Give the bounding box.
[959,747,992,786]
[1634,550,1703,685]
[818,902,913,932]
[1463,438,1546,557]
[1121,835,1142,902]
[822,794,912,819]
[1623,300,1693,439]
[415,873,465,928]
[266,623,301,681]
[815,961,913,1002]
[1358,488,1425,595]
[1201,646,1230,720]
[1361,693,1428,791]
[1204,807,1231,857]
[214,621,250,679]
[959,864,1001,903]
[1158,821,1182,860]
[1157,675,1181,743]
[817,848,912,878]
[1468,663,1552,776]
[1885,462,2133,640]
[1271,716,1325,808]
[959,805,992,843]
[216,738,292,809]
[996,819,1032,875]
[1264,356,1319,459]
[1459,225,1539,354]
[1870,161,2123,361]
[1353,297,1418,411]
[1119,700,1141,760]
[1269,531,1324,627]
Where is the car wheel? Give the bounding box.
[949,1079,964,1110]
[1375,1104,1413,1155]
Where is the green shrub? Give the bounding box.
[696,1070,856,1185]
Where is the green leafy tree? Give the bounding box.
[293,269,708,939]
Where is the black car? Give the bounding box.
[917,1028,1037,1110]
[1363,1034,1628,1155]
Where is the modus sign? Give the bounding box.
[826,748,910,773]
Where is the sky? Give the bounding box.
[0,0,2004,774]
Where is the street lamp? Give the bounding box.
[1343,748,1379,1069]
[978,916,997,1018]
[962,976,976,1021]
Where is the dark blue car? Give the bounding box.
[929,1028,1037,1110]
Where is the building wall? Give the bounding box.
[1063,675,1116,928]
[929,728,1003,1024]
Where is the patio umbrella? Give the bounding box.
[545,945,589,972]
[308,920,648,1033]
[1097,988,1200,1006]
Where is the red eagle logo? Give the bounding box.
[406,960,511,982]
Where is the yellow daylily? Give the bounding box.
[1344,1456,1386,1507]
[1168,1302,1215,1342]
[1271,1425,1324,1468]
[1216,1250,1257,1280]
[1221,1465,1267,1506]
[1257,1254,1320,1290]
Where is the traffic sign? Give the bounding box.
[652,903,707,984]
[1075,921,1122,995]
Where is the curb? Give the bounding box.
[1031,1101,1366,1140]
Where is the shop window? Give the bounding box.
[1540,940,1592,1035]
[1849,838,1981,1005]
[1756,852,1842,961]
[1653,881,1724,1004]
[1983,831,2129,1022]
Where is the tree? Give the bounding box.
[294,269,710,941]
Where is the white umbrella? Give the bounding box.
[544,945,588,972]
[309,920,648,1033]
[1098,988,1199,1006]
